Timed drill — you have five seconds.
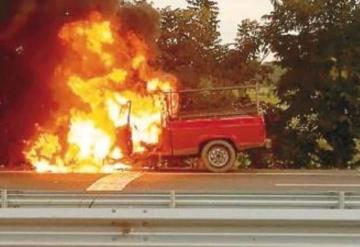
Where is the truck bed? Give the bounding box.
[166,115,267,156]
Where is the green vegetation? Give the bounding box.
[154,0,360,169]
[263,0,360,168]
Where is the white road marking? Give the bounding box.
[86,171,142,191]
[276,184,360,187]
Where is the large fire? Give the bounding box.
[24,12,177,173]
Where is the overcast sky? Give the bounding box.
[152,0,274,44]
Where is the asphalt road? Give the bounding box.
[1,170,360,192]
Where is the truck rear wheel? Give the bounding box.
[201,140,236,173]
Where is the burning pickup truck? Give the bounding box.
[146,85,270,173]
[24,13,269,173]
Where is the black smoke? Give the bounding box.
[0,0,160,168]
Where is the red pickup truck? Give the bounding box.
[152,85,270,173]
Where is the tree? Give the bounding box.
[186,0,221,51]
[264,0,360,168]
[157,0,222,89]
[220,20,272,86]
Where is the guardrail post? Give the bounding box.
[169,190,176,208]
[1,189,7,208]
[338,191,345,209]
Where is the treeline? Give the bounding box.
[152,0,360,169]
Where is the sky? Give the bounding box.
[152,0,274,44]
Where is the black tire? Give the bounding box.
[201,140,236,173]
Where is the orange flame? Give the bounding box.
[24,12,177,173]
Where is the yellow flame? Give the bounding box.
[25,12,178,173]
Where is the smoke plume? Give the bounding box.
[0,0,162,168]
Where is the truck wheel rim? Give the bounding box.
[208,146,230,168]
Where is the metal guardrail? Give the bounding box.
[0,208,360,246]
[1,190,359,209]
[1,190,360,246]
